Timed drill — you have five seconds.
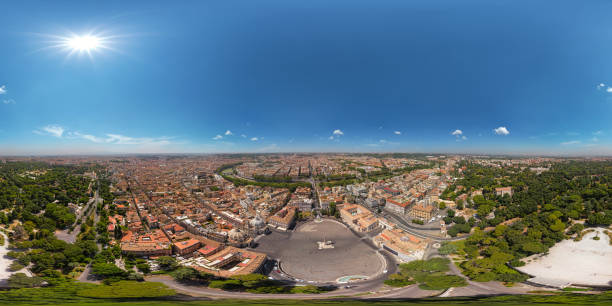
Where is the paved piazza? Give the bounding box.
[516,228,612,287]
[255,219,385,283]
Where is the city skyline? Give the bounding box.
[2,0,612,156]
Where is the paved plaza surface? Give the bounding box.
[255,219,386,283]
[517,227,612,287]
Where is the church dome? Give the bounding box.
[250,215,265,229]
[228,228,247,242]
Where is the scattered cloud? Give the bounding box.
[379,139,387,143]
[34,125,173,146]
[0,85,6,94]
[241,134,247,138]
[2,99,15,104]
[393,131,401,135]
[103,134,172,145]
[329,136,334,140]
[593,130,603,135]
[591,137,599,142]
[451,129,467,141]
[596,83,612,92]
[34,124,65,138]
[212,135,223,140]
[250,137,258,141]
[224,130,233,136]
[67,132,173,145]
[333,129,344,136]
[451,129,463,136]
[68,132,104,143]
[493,126,510,135]
[561,140,581,145]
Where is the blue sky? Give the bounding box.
[1,0,612,155]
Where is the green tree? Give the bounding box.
[156,256,178,271]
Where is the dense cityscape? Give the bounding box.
[0,154,610,304]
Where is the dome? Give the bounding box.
[250,215,265,229]
[228,228,247,242]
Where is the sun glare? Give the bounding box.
[67,35,101,52]
[38,30,118,61]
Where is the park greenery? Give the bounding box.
[0,161,142,290]
[440,160,611,283]
[0,162,92,232]
[0,280,176,303]
[0,277,610,305]
[384,257,467,290]
[162,260,328,294]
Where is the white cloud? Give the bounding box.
[393,131,401,135]
[250,137,258,141]
[593,130,603,135]
[591,137,599,142]
[212,135,223,140]
[493,126,510,135]
[241,134,247,138]
[332,129,344,136]
[379,139,387,143]
[328,136,334,140]
[103,134,172,145]
[451,129,467,141]
[596,83,612,92]
[561,140,581,145]
[0,85,6,94]
[224,130,233,136]
[2,99,15,104]
[36,125,65,138]
[32,125,176,150]
[68,132,105,143]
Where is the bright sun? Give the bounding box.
[67,35,101,52]
[42,31,116,60]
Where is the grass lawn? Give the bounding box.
[0,279,610,306]
[2,293,612,306]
